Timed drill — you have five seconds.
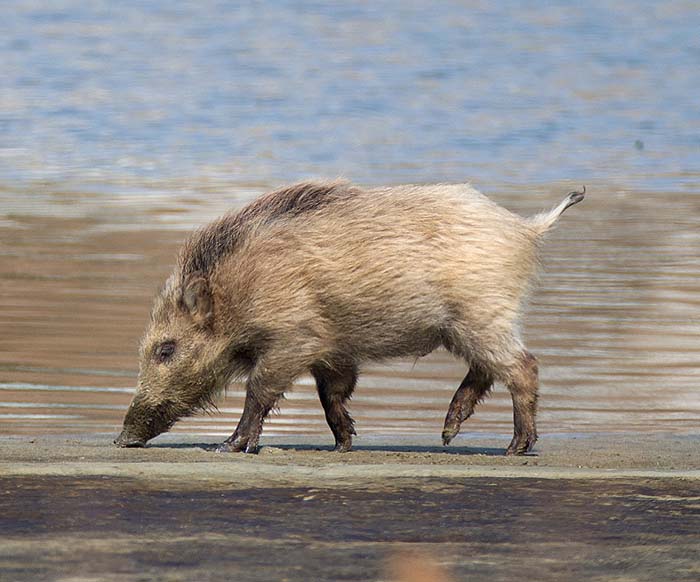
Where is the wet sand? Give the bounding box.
[2,432,700,474]
[1,434,699,581]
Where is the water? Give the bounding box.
[1,1,699,192]
[1,186,699,439]
[0,1,698,441]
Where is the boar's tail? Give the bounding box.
[527,186,585,235]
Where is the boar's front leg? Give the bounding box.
[217,352,306,454]
[442,364,493,446]
[311,362,358,452]
[216,389,272,454]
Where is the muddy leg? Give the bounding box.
[217,353,303,454]
[442,365,493,446]
[505,351,539,455]
[216,389,274,454]
[312,363,358,452]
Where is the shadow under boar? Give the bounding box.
[115,181,584,454]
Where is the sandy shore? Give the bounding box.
[2,432,698,480]
[2,433,698,582]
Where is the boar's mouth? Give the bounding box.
[114,429,146,448]
[115,396,181,448]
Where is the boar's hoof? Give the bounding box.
[215,441,244,453]
[505,433,538,456]
[215,440,259,454]
[441,426,460,447]
[333,439,353,453]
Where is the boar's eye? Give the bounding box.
[154,340,176,364]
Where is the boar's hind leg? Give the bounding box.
[442,364,493,446]
[311,363,358,452]
[504,350,539,456]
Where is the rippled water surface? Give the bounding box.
[2,0,699,191]
[1,1,698,440]
[1,186,698,439]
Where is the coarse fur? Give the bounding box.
[115,181,584,454]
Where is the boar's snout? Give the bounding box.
[116,390,183,448]
[114,429,146,448]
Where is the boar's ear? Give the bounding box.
[179,272,213,327]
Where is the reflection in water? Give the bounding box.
[1,1,698,441]
[1,187,698,439]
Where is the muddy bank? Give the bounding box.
[1,433,698,477]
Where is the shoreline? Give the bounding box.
[4,461,698,483]
[2,432,698,483]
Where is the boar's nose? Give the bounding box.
[114,429,146,448]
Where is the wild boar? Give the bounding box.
[115,181,584,455]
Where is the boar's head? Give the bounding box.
[115,272,233,447]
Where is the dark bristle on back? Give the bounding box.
[179,181,355,281]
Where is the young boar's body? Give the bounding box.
[116,181,584,454]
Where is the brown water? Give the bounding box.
[1,184,698,441]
